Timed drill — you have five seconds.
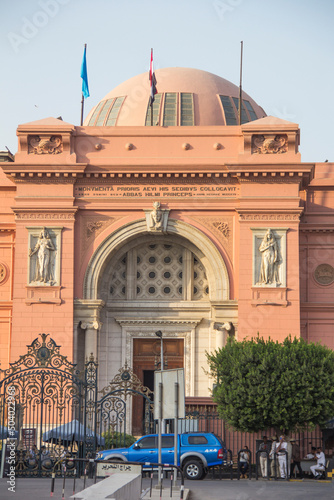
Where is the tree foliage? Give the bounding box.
[102,431,137,449]
[207,336,334,434]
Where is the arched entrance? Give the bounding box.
[76,218,236,434]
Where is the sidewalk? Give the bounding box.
[141,486,190,499]
[0,476,332,500]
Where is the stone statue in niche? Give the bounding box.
[29,228,56,284]
[150,201,163,230]
[258,229,281,285]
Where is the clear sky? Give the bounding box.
[1,0,333,162]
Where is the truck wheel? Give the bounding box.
[183,460,204,480]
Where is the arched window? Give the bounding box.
[108,241,209,301]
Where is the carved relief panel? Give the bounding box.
[27,227,62,286]
[252,228,288,287]
[0,262,8,285]
[28,135,63,154]
[314,264,334,286]
[252,134,288,154]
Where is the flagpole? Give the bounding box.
[80,91,84,126]
[80,43,87,126]
[238,41,243,126]
[150,48,153,127]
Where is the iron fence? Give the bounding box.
[0,334,330,479]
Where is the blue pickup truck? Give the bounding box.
[96,432,227,479]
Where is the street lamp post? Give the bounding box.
[155,330,164,485]
[155,330,163,370]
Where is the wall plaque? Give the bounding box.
[314,264,334,285]
[0,263,7,284]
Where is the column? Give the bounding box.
[190,326,196,396]
[80,320,102,361]
[214,322,234,349]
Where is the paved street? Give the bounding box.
[0,477,333,500]
[185,478,333,500]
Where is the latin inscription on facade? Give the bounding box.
[75,184,240,198]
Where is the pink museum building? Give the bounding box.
[0,67,333,404]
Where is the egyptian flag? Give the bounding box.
[149,48,157,106]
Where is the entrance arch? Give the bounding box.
[76,218,236,406]
[83,218,230,301]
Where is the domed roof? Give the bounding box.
[84,67,266,127]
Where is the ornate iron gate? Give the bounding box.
[0,334,88,477]
[93,362,154,450]
[0,334,154,478]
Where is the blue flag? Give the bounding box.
[81,46,90,99]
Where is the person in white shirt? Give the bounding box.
[310,447,326,478]
[238,446,250,479]
[270,436,280,477]
[275,435,288,478]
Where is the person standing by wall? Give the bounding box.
[275,435,288,479]
[290,439,303,478]
[259,435,269,478]
[270,436,279,477]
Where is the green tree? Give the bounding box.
[102,431,137,449]
[207,336,334,434]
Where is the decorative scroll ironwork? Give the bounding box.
[100,362,153,400]
[98,362,154,437]
[0,334,85,478]
[0,335,155,478]
[3,333,80,374]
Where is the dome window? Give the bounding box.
[232,97,249,124]
[219,95,237,125]
[243,100,257,121]
[105,97,125,126]
[87,97,125,126]
[87,100,105,125]
[163,93,178,126]
[96,99,113,126]
[145,93,162,126]
[180,93,194,126]
[146,93,194,126]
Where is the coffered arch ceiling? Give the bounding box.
[83,218,230,302]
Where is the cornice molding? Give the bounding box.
[300,224,334,233]
[1,163,87,183]
[301,302,334,310]
[0,224,16,232]
[237,209,303,221]
[74,299,106,309]
[1,163,315,182]
[115,318,200,327]
[77,168,313,181]
[14,209,77,220]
